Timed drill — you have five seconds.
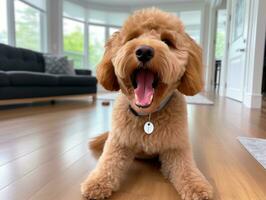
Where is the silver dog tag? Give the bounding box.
[144,121,154,134]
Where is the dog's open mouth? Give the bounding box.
[131,68,158,108]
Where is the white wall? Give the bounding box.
[203,3,216,92]
[218,3,230,97]
[204,0,227,93]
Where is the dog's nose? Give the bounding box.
[135,45,154,62]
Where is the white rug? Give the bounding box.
[97,92,214,105]
[185,94,214,105]
[238,137,266,169]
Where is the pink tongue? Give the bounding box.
[134,70,154,107]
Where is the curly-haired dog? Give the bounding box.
[81,8,213,200]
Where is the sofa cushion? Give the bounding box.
[58,75,97,86]
[7,71,58,86]
[0,86,97,100]
[0,71,10,86]
[0,44,45,72]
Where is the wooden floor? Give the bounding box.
[0,96,266,200]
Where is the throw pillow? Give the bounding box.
[44,55,75,75]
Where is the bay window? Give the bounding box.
[62,1,202,71]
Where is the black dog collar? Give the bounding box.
[128,93,174,117]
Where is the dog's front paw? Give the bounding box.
[81,178,113,199]
[179,180,213,200]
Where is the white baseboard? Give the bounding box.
[243,93,262,108]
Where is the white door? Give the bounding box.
[226,0,249,101]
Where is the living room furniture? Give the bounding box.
[0,43,97,105]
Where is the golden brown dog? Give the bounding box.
[81,8,213,200]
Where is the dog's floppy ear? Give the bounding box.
[178,33,203,96]
[96,32,120,91]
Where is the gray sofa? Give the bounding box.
[0,43,97,101]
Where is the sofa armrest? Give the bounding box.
[75,69,92,76]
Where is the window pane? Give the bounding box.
[180,10,201,44]
[109,27,119,38]
[232,0,245,41]
[0,0,8,44]
[63,18,84,68]
[89,25,105,72]
[15,0,42,51]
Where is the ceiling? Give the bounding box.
[82,0,205,6]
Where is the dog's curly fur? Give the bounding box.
[81,8,213,200]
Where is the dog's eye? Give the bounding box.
[127,36,136,41]
[124,30,142,43]
[162,39,176,48]
[161,31,177,49]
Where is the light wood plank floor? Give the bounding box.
[0,96,266,200]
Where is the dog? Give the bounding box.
[81,8,213,200]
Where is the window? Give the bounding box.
[63,18,84,69]
[14,0,46,51]
[109,27,120,38]
[180,11,201,44]
[89,25,105,72]
[0,0,8,44]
